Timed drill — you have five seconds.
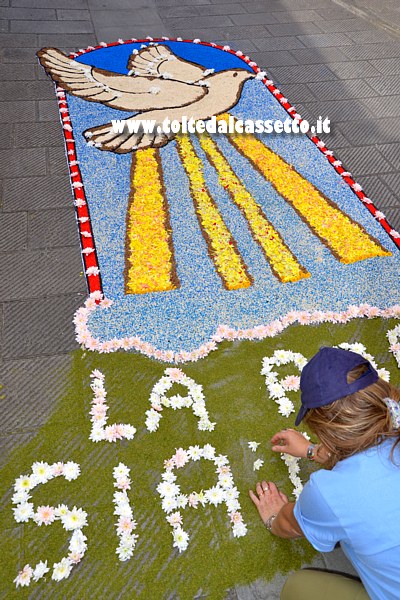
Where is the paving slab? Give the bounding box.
[345,29,397,43]
[3,293,84,359]
[323,60,381,79]
[37,32,97,48]
[272,10,323,23]
[0,123,13,148]
[0,6,56,19]
[0,79,53,101]
[0,32,38,46]
[170,25,270,40]
[355,175,399,209]
[0,247,86,301]
[265,22,323,36]
[57,9,91,21]
[337,117,400,146]
[0,211,28,252]
[12,0,88,8]
[1,46,40,62]
[213,39,260,54]
[0,148,46,178]
[28,207,79,249]
[316,17,373,32]
[287,46,350,63]
[362,95,400,118]
[90,7,166,28]
[14,121,64,148]
[296,32,355,47]
[267,63,337,84]
[37,98,61,121]
[380,172,400,196]
[307,79,378,100]
[366,75,400,96]
[230,13,283,26]
[377,143,400,171]
[0,353,74,458]
[3,175,74,212]
[11,18,94,34]
[245,50,300,68]
[332,145,394,175]
[0,62,36,80]
[368,57,400,76]
[47,146,70,175]
[252,37,306,52]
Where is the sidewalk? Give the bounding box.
[1,0,399,597]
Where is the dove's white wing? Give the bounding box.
[37,47,207,112]
[127,44,207,82]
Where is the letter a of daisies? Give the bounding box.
[158,445,247,553]
[145,368,215,433]
[12,461,88,588]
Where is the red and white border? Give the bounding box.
[52,36,400,297]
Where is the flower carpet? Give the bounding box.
[1,38,400,599]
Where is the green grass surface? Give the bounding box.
[1,317,399,599]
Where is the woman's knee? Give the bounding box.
[281,569,369,600]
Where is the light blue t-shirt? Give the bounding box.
[294,438,400,600]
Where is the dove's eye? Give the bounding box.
[233,72,238,77]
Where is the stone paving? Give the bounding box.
[0,0,399,597]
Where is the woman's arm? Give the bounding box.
[271,500,303,539]
[271,429,331,464]
[249,481,304,539]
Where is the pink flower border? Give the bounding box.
[74,293,400,363]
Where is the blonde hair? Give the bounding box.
[304,364,400,468]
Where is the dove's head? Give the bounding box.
[207,68,254,97]
[206,69,255,106]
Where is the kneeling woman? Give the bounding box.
[250,346,400,600]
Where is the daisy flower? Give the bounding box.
[253,459,264,471]
[14,565,33,588]
[52,558,73,581]
[32,561,49,582]
[248,441,260,452]
[34,505,56,526]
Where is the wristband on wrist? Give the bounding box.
[264,514,277,532]
[306,443,316,461]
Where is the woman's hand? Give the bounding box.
[271,429,310,458]
[249,480,288,525]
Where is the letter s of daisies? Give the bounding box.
[12,461,88,588]
[158,445,247,553]
[89,370,137,443]
[113,463,139,561]
[145,368,215,433]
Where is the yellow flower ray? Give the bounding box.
[125,148,179,295]
[198,133,310,283]
[176,135,252,290]
[218,114,391,264]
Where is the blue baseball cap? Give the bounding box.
[295,347,379,426]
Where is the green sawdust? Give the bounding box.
[0,317,399,599]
